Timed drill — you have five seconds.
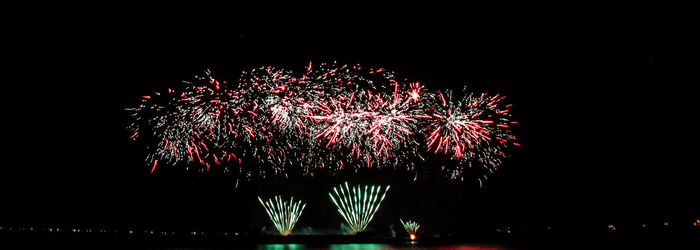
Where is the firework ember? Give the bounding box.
[258,195,306,236]
[127,62,518,183]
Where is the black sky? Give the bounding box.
[4,4,698,235]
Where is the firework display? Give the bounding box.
[127,62,518,182]
[329,182,390,234]
[400,218,420,240]
[258,196,306,236]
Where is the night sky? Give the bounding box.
[4,5,698,236]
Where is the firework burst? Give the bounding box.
[328,182,390,234]
[258,195,306,236]
[126,70,237,172]
[126,62,519,183]
[423,90,519,182]
[305,71,428,169]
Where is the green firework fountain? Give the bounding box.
[329,182,390,234]
[258,195,306,236]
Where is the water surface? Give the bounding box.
[256,243,511,250]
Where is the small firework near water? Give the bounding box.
[258,196,306,236]
[329,182,390,234]
[126,62,519,183]
[400,218,420,240]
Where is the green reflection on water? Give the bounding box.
[257,243,506,250]
[259,243,307,250]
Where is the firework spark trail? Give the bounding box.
[127,62,518,182]
[258,195,306,236]
[400,218,420,240]
[328,182,390,234]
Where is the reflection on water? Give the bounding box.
[259,244,308,250]
[328,244,392,250]
[257,243,509,250]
